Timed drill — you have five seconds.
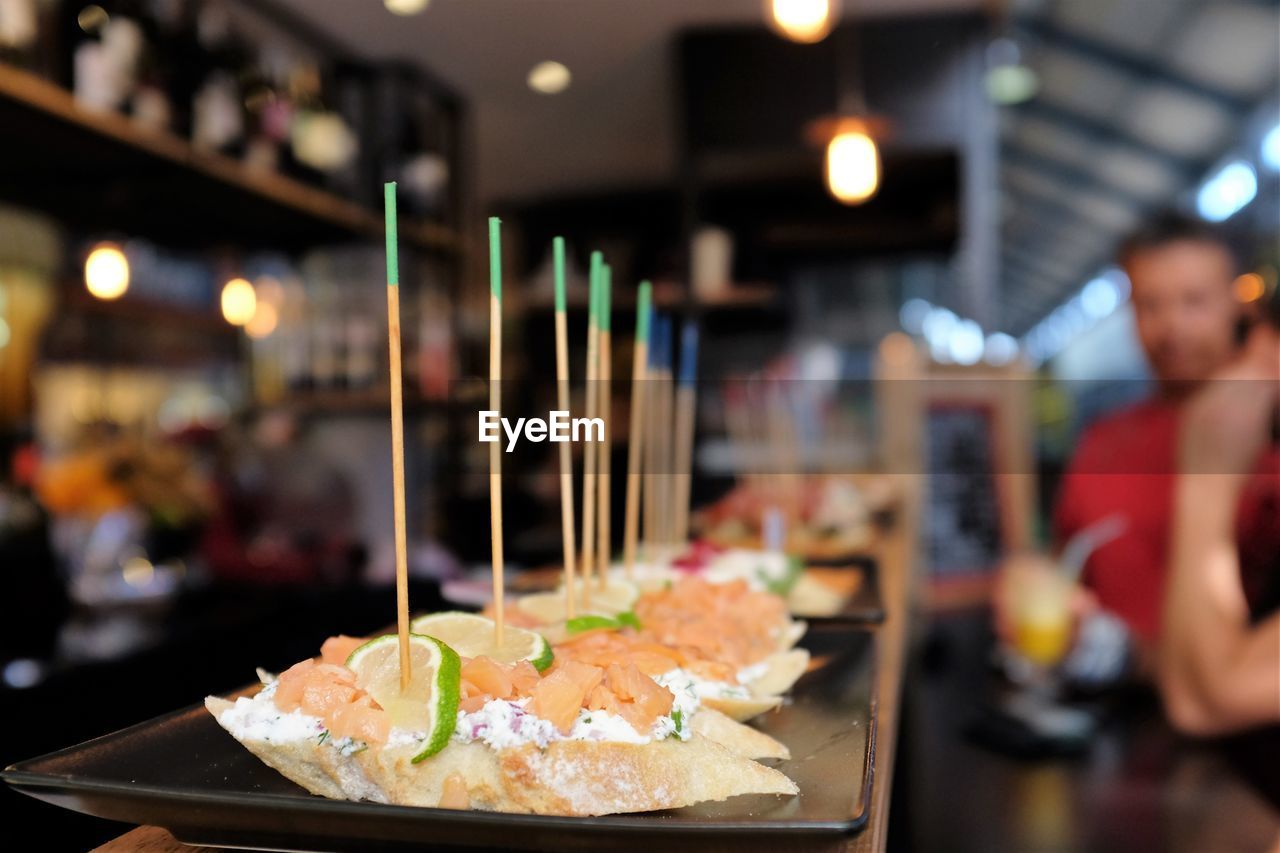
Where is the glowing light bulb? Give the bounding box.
[527,61,571,94]
[245,300,279,339]
[384,0,429,15]
[85,243,129,300]
[221,278,256,326]
[768,0,836,44]
[825,129,880,205]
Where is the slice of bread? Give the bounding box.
[690,708,789,760]
[206,697,797,816]
[750,649,811,697]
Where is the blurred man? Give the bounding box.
[1001,214,1280,675]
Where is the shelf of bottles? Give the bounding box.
[0,0,464,251]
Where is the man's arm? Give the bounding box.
[1160,476,1280,735]
[1157,328,1280,736]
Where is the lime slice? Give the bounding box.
[345,633,460,761]
[410,611,553,672]
[516,578,640,624]
[565,614,619,634]
[564,611,642,635]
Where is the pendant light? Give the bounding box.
[766,0,839,44]
[804,20,889,205]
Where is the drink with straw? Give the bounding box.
[1010,568,1074,668]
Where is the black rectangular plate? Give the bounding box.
[4,624,875,852]
[797,557,885,625]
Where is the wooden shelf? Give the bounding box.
[0,63,462,254]
[263,389,451,416]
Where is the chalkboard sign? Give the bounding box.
[922,403,1005,577]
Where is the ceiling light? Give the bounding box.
[1196,160,1257,222]
[807,116,888,206]
[983,333,1019,365]
[1080,276,1120,318]
[921,307,957,347]
[221,278,257,326]
[527,61,571,95]
[899,298,932,334]
[384,0,429,15]
[767,0,837,44]
[85,242,129,300]
[985,65,1038,105]
[984,38,1038,105]
[1262,124,1280,172]
[825,128,879,204]
[947,319,985,365]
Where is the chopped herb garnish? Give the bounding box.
[671,709,683,736]
[317,730,329,744]
[616,611,641,629]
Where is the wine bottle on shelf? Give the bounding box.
[0,0,40,71]
[417,285,453,401]
[70,1,145,114]
[190,1,246,155]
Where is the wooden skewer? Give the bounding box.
[652,360,668,549]
[552,237,576,619]
[767,380,803,529]
[596,265,612,590]
[724,379,755,497]
[488,217,505,647]
[622,282,651,579]
[673,384,694,543]
[580,253,602,611]
[673,320,699,544]
[642,315,662,560]
[660,353,676,548]
[384,183,411,692]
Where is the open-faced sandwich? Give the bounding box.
[693,475,896,561]
[594,540,859,619]
[206,603,801,816]
[504,575,811,724]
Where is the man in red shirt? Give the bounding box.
[1048,214,1280,666]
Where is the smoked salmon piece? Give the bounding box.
[273,658,389,745]
[457,656,545,713]
[328,695,390,744]
[526,661,604,733]
[604,662,674,732]
[461,656,514,699]
[320,635,367,666]
[635,577,789,668]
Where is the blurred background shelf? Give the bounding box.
[520,282,780,314]
[0,63,461,254]
[262,389,452,417]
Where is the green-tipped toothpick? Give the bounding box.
[623,281,652,578]
[552,238,577,618]
[385,183,411,692]
[488,216,505,646]
[580,252,602,609]
[596,264,613,590]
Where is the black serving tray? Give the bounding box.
[5,624,876,852]
[791,557,885,625]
